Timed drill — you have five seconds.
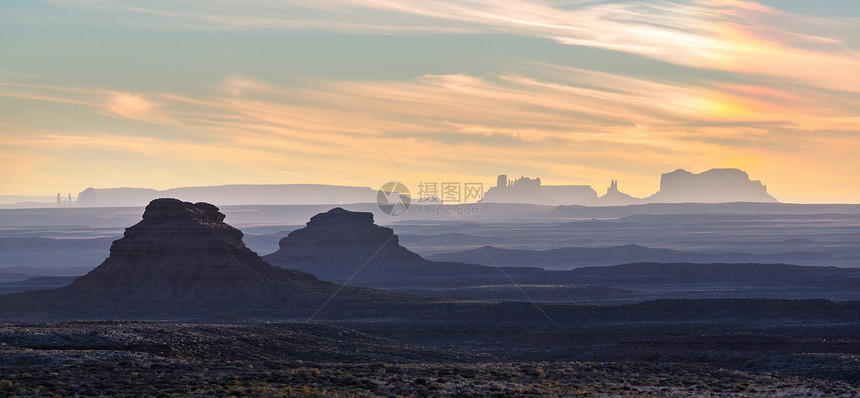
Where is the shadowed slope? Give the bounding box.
[265,208,429,278]
[73,199,323,295]
[0,199,412,320]
[263,208,860,303]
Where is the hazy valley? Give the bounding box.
[7,0,860,394]
[0,196,858,396]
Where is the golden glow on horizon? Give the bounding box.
[3,67,859,203]
[2,0,860,203]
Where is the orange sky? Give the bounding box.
[2,0,859,203]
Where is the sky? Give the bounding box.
[2,0,859,203]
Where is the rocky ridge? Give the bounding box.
[648,168,777,203]
[0,199,409,320]
[265,207,428,279]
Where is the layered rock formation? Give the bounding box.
[76,187,159,207]
[71,199,325,300]
[0,199,403,320]
[263,208,597,290]
[648,169,777,203]
[483,169,777,206]
[264,208,430,282]
[482,175,597,205]
[261,208,860,303]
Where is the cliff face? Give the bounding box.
[483,170,777,206]
[0,199,410,319]
[72,199,323,297]
[483,176,597,205]
[648,169,777,203]
[265,208,427,281]
[76,187,159,207]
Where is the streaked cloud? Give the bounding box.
[2,1,858,202]
[41,0,860,92]
[3,63,859,201]
[106,92,160,121]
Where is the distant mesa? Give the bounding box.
[483,168,776,206]
[76,187,159,207]
[6,168,778,210]
[74,184,378,207]
[482,174,597,206]
[0,199,401,320]
[647,168,777,203]
[265,207,545,286]
[264,208,859,299]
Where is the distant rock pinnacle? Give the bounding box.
[594,179,642,206]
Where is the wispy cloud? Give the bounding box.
[3,0,858,201]
[106,92,160,121]
[41,0,860,92]
[3,63,859,200]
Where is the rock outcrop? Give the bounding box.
[593,180,642,206]
[76,187,159,207]
[71,199,325,299]
[0,199,405,320]
[647,169,777,203]
[263,208,565,288]
[264,208,429,282]
[482,169,777,206]
[482,175,597,205]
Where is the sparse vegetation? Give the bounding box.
[1,321,857,397]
